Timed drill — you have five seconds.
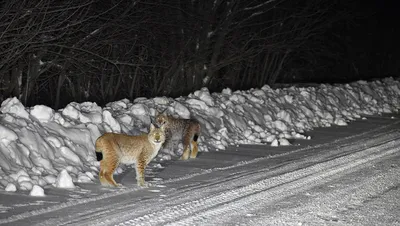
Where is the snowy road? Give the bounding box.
[1,116,400,226]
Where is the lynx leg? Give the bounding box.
[100,156,120,187]
[99,169,108,185]
[180,147,190,160]
[104,171,119,187]
[190,141,198,158]
[189,132,200,159]
[181,131,192,160]
[136,157,146,187]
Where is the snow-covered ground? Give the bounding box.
[0,78,399,225]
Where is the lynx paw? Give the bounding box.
[100,182,122,188]
[137,181,149,188]
[180,155,189,160]
[180,149,190,160]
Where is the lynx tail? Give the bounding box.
[96,151,103,161]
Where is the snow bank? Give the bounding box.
[0,77,399,193]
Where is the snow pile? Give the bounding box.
[29,185,45,197]
[56,169,75,189]
[0,77,399,194]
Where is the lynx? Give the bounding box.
[95,124,165,187]
[155,111,201,160]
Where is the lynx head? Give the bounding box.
[148,123,166,144]
[155,110,169,127]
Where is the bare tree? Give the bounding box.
[0,0,348,108]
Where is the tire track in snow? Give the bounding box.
[168,141,400,225]
[247,156,400,226]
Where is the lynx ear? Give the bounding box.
[150,123,156,131]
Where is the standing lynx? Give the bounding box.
[95,124,165,187]
[155,111,201,160]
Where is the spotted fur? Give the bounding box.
[155,111,201,160]
[94,124,165,187]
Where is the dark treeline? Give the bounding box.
[0,0,397,109]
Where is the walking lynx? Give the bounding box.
[155,110,201,160]
[95,124,165,187]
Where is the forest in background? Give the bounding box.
[0,0,398,109]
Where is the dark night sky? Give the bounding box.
[363,0,398,35]
[324,0,400,81]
